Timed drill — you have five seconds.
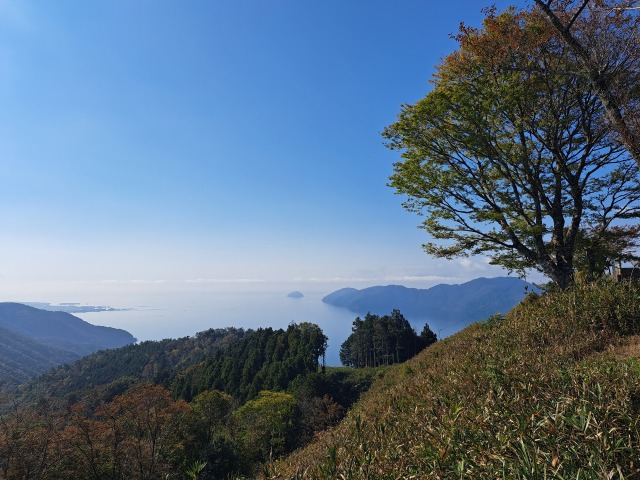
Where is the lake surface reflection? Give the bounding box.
[76,290,459,366]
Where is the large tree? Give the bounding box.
[532,0,640,166]
[384,8,640,289]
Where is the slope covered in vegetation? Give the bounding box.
[0,323,379,478]
[0,303,135,356]
[323,277,536,321]
[19,323,331,406]
[272,280,640,478]
[0,326,80,388]
[0,303,137,388]
[18,327,248,399]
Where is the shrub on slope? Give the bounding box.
[271,280,640,479]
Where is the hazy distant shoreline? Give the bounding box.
[23,302,130,314]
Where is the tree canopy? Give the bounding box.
[533,0,640,166]
[172,322,328,403]
[339,310,436,368]
[0,322,361,479]
[384,6,640,289]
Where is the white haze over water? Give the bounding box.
[69,289,456,366]
[74,290,356,366]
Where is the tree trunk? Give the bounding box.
[545,261,575,290]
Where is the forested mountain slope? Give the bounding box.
[0,326,80,387]
[20,323,330,406]
[1,323,373,479]
[273,281,640,478]
[322,276,537,322]
[0,303,137,388]
[0,303,135,355]
[20,327,247,399]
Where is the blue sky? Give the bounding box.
[0,0,530,302]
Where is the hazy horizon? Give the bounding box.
[0,273,538,366]
[0,270,542,310]
[0,1,529,309]
[9,280,526,366]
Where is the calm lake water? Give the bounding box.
[75,290,459,366]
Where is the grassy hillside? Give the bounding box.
[271,280,640,478]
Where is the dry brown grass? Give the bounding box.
[266,279,640,479]
[610,335,640,360]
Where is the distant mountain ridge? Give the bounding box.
[322,277,538,324]
[0,326,82,387]
[0,303,136,387]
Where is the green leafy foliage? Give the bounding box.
[0,322,345,479]
[19,327,247,400]
[20,323,328,407]
[384,7,640,289]
[234,391,299,464]
[5,282,640,478]
[173,322,327,403]
[339,310,436,368]
[312,367,381,410]
[178,390,242,478]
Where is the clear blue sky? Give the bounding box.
[0,0,530,302]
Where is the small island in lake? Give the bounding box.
[287,291,304,298]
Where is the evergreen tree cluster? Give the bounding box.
[0,321,384,479]
[173,322,328,402]
[21,328,247,399]
[339,309,436,368]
